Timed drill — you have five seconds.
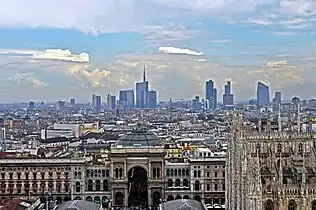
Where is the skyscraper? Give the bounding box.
[95,95,102,112]
[257,81,270,108]
[148,90,157,108]
[272,91,282,112]
[107,94,116,110]
[223,81,234,106]
[205,80,217,109]
[136,66,149,108]
[70,98,76,106]
[119,90,135,109]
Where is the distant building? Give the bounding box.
[56,101,66,110]
[256,81,270,108]
[136,66,149,108]
[0,127,5,151]
[95,95,102,112]
[223,81,234,106]
[192,96,201,110]
[107,94,116,110]
[148,90,157,108]
[70,98,75,106]
[205,80,217,109]
[29,101,35,109]
[119,90,134,109]
[272,91,281,112]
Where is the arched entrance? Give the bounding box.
[152,191,161,207]
[86,196,93,202]
[127,166,148,208]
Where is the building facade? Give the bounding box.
[0,129,225,209]
[226,113,316,210]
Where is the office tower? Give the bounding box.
[223,81,234,106]
[95,95,102,112]
[256,81,270,108]
[56,101,65,110]
[70,98,76,106]
[192,96,201,110]
[119,90,135,109]
[148,90,157,108]
[205,80,217,109]
[29,101,35,109]
[272,91,282,112]
[107,94,116,110]
[136,66,149,108]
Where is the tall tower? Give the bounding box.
[143,65,146,82]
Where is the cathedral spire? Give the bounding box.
[278,103,281,132]
[143,65,146,82]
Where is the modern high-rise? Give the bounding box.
[29,101,35,109]
[70,98,76,106]
[148,90,157,108]
[205,80,217,109]
[136,66,149,108]
[107,94,116,110]
[272,91,282,112]
[0,127,5,152]
[95,95,102,112]
[257,81,270,108]
[56,101,66,110]
[223,81,234,106]
[119,90,134,109]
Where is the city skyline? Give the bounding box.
[0,0,315,102]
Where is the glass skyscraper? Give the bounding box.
[257,81,270,107]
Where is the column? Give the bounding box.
[148,187,152,207]
[124,188,128,208]
[124,161,127,178]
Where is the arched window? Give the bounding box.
[198,170,201,177]
[87,180,93,191]
[170,169,174,176]
[157,168,160,178]
[194,180,200,191]
[96,180,101,191]
[102,170,105,177]
[264,200,274,210]
[182,169,185,176]
[115,192,124,206]
[186,169,190,176]
[288,200,297,210]
[103,180,108,191]
[167,179,173,187]
[298,143,303,154]
[166,169,170,176]
[153,168,156,178]
[106,169,110,177]
[312,200,316,210]
[277,143,282,153]
[175,179,180,187]
[74,171,77,179]
[75,181,80,193]
[178,169,181,176]
[175,169,178,176]
[194,170,197,178]
[183,179,189,187]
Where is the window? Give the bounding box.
[103,180,108,191]
[96,180,101,191]
[194,170,197,178]
[215,172,217,177]
[106,169,110,177]
[288,200,296,210]
[215,184,218,191]
[206,184,210,191]
[167,179,173,187]
[115,168,119,179]
[183,179,189,187]
[264,200,274,210]
[75,182,81,193]
[166,169,170,176]
[207,172,210,177]
[222,172,225,177]
[298,143,303,154]
[153,168,156,178]
[175,179,180,187]
[87,180,93,191]
[312,201,316,210]
[222,184,225,191]
[119,168,123,178]
[198,170,201,177]
[194,180,200,191]
[277,143,282,153]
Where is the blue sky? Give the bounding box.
[0,0,315,102]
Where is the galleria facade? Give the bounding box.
[0,127,225,209]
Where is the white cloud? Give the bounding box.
[8,73,47,88]
[33,49,89,63]
[158,46,203,56]
[210,39,232,43]
[265,60,288,68]
[247,17,273,26]
[0,48,89,63]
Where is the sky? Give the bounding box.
[0,0,316,102]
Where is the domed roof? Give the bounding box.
[115,126,160,147]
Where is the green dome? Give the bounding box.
[115,126,160,147]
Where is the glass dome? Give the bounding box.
[115,126,160,147]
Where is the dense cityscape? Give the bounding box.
[0,65,316,210]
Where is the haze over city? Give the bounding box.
[0,0,315,102]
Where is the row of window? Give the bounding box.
[86,169,110,178]
[256,142,304,154]
[1,172,69,180]
[166,169,190,177]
